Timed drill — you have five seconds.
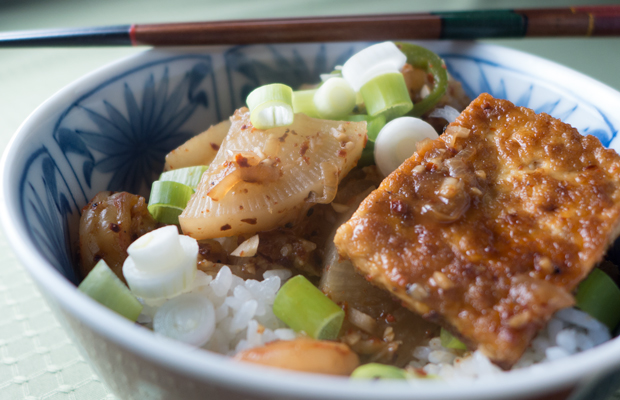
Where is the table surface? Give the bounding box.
[1,1,619,399]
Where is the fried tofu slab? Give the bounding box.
[334,93,620,368]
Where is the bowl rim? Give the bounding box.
[2,40,620,400]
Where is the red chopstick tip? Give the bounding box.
[129,24,138,46]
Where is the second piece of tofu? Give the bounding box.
[334,93,620,369]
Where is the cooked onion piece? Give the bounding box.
[164,120,231,171]
[179,108,366,239]
[231,235,259,257]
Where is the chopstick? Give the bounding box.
[1,6,619,47]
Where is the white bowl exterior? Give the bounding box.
[2,41,620,400]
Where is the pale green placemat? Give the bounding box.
[0,1,619,399]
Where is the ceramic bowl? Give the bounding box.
[2,41,620,400]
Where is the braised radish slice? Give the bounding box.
[179,107,366,239]
[164,119,231,171]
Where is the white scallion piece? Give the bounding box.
[374,117,438,177]
[341,41,407,92]
[123,226,198,300]
[153,293,216,346]
[313,77,356,120]
[246,83,294,129]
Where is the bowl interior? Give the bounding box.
[4,40,620,399]
[14,41,620,283]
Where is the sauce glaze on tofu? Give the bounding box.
[334,93,620,368]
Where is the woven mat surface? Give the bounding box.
[1,0,619,399]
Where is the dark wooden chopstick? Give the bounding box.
[1,6,619,48]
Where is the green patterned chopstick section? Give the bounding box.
[434,10,527,39]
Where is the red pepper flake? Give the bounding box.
[220,224,232,231]
[241,218,257,225]
[235,154,251,168]
[210,142,220,151]
[385,313,396,323]
[338,149,347,157]
[241,124,247,130]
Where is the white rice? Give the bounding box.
[408,307,612,380]
[139,266,612,379]
[138,267,297,355]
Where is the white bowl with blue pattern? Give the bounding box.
[1,41,620,400]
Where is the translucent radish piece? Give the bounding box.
[246,84,294,129]
[180,109,366,239]
[342,41,407,92]
[313,77,356,120]
[164,120,231,171]
[147,181,194,225]
[153,293,215,347]
[374,116,438,177]
[78,260,143,321]
[123,226,198,300]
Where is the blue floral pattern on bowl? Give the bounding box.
[17,42,620,284]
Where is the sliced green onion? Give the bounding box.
[159,165,208,190]
[394,42,449,117]
[153,293,215,346]
[123,226,198,301]
[576,268,620,331]
[292,89,320,118]
[342,41,407,92]
[78,259,143,321]
[246,83,294,129]
[350,363,408,380]
[273,275,344,340]
[320,70,342,82]
[313,77,356,120]
[440,328,467,350]
[374,117,438,177]
[360,73,413,121]
[357,140,375,168]
[148,180,194,225]
[346,114,386,167]
[346,114,387,142]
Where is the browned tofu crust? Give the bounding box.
[334,93,620,368]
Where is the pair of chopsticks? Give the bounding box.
[0,6,619,47]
